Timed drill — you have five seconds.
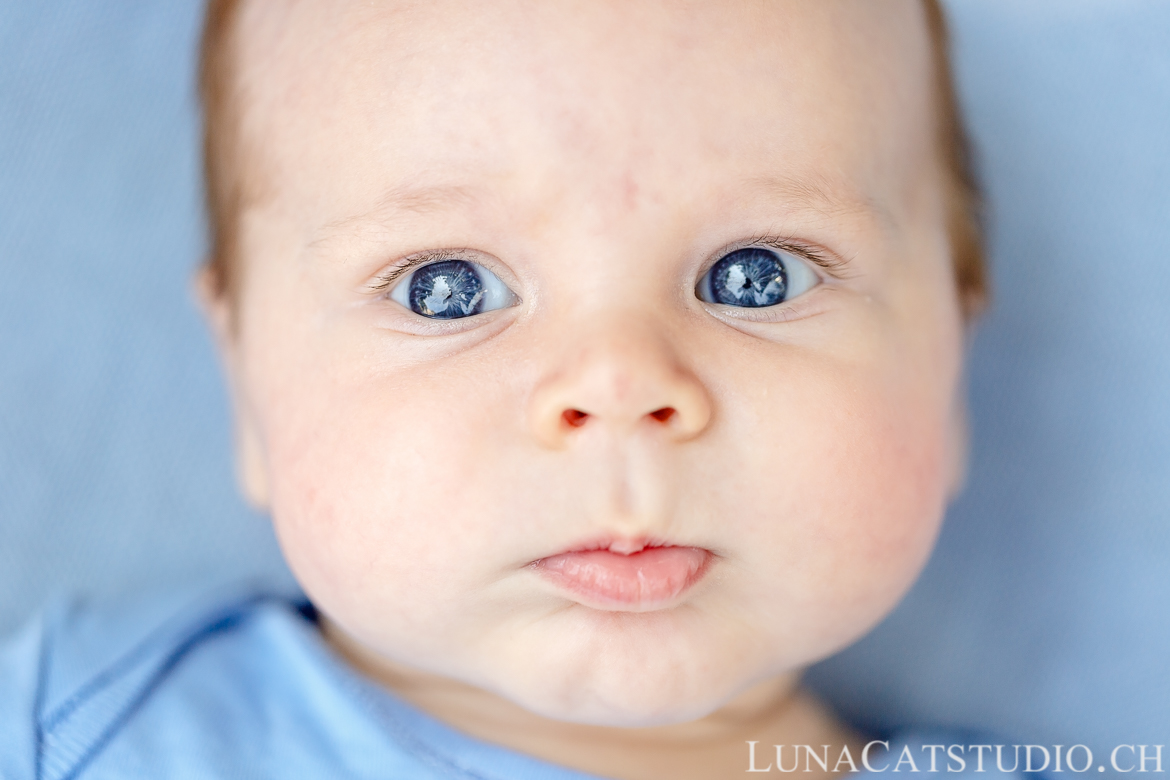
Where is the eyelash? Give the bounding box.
[716,236,847,280]
[367,237,848,297]
[368,248,478,293]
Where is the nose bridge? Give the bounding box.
[528,313,712,447]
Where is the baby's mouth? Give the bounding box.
[532,539,712,611]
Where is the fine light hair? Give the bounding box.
[199,0,987,319]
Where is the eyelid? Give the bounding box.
[368,248,483,294]
[708,236,850,281]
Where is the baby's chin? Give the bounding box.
[465,605,787,728]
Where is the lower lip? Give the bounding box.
[535,546,711,609]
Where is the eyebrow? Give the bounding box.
[747,174,892,225]
[309,173,891,256]
[309,182,484,251]
[373,182,481,216]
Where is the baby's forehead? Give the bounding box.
[228,0,938,246]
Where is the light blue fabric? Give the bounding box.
[0,586,1034,779]
[1,0,1169,766]
[0,586,608,780]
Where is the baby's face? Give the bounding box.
[217,0,964,726]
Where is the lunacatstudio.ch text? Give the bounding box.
[746,740,1165,774]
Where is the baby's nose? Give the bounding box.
[527,321,712,448]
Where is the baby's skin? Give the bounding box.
[201,1,967,777]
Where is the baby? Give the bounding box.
[2,1,1001,778]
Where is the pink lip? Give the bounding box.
[534,541,711,609]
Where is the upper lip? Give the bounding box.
[531,535,705,564]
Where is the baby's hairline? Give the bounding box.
[198,0,987,322]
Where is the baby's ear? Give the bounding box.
[946,397,970,500]
[193,263,232,349]
[192,265,272,512]
[232,411,272,512]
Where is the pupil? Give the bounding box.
[408,260,486,319]
[709,248,788,307]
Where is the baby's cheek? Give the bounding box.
[728,359,954,660]
[828,401,947,587]
[259,362,510,652]
[814,387,951,639]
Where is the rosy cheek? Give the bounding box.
[260,359,510,618]
[720,355,953,653]
[811,386,951,628]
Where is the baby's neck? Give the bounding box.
[323,621,865,780]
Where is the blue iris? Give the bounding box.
[705,248,788,307]
[408,260,485,319]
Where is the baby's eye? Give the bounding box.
[388,259,517,319]
[695,247,819,308]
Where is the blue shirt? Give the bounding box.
[0,585,1033,779]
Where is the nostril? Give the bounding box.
[563,409,589,428]
[649,407,676,423]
